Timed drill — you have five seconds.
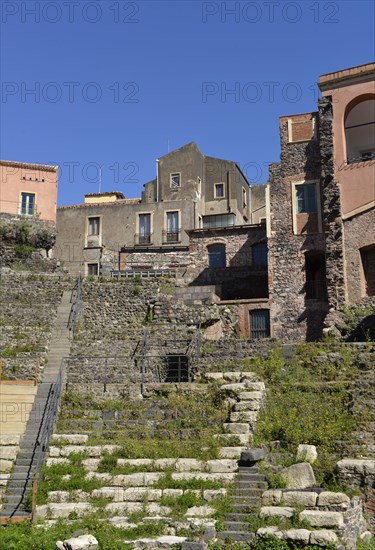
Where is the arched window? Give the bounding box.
[208,244,226,268]
[345,98,375,163]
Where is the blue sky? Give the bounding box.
[1,0,374,205]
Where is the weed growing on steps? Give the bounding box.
[152,470,223,491]
[37,453,106,505]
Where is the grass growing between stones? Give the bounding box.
[244,342,370,487]
[0,515,167,550]
[37,453,106,505]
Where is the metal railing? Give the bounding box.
[162,230,181,243]
[67,275,81,334]
[0,360,65,523]
[110,269,176,279]
[135,233,152,245]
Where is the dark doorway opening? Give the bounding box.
[250,310,270,340]
[165,355,190,382]
[305,251,327,300]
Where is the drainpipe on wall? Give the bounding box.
[226,170,231,213]
[156,159,159,202]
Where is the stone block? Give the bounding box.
[123,488,161,501]
[297,444,317,463]
[181,543,208,550]
[238,391,264,401]
[218,446,245,458]
[186,506,214,517]
[281,463,316,489]
[223,423,250,434]
[0,474,10,486]
[0,459,13,473]
[203,489,227,500]
[240,448,266,463]
[60,446,102,458]
[0,435,20,446]
[260,506,294,519]
[175,459,203,471]
[256,527,283,539]
[220,383,247,394]
[0,446,19,460]
[241,382,266,391]
[283,529,311,544]
[309,529,338,546]
[48,446,61,457]
[261,489,282,505]
[52,434,88,445]
[204,373,223,381]
[317,491,350,506]
[62,534,98,550]
[299,510,344,527]
[206,459,238,473]
[162,489,183,498]
[154,458,177,470]
[234,401,262,411]
[230,411,258,423]
[281,490,317,507]
[223,372,242,382]
[217,433,250,446]
[82,459,100,472]
[46,458,70,467]
[92,487,124,501]
[117,458,153,468]
[86,472,112,483]
[37,503,92,519]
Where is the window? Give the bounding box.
[166,211,179,242]
[250,310,270,340]
[139,213,151,244]
[296,184,317,213]
[88,217,100,236]
[214,183,225,198]
[361,245,375,296]
[293,181,321,235]
[20,192,35,216]
[345,98,375,163]
[170,173,181,189]
[252,243,268,267]
[165,354,190,382]
[87,263,98,276]
[202,214,235,229]
[305,251,327,301]
[208,244,226,268]
[242,187,247,208]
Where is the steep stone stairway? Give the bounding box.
[0,291,72,521]
[219,464,267,543]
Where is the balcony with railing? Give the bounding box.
[162,230,181,244]
[135,233,152,245]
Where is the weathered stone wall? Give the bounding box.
[0,214,58,270]
[0,270,74,380]
[268,114,327,342]
[120,249,191,273]
[343,208,375,303]
[319,96,346,309]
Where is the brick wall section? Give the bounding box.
[343,208,375,302]
[318,96,346,309]
[268,115,327,342]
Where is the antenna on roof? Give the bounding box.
[98,165,102,194]
[167,140,170,153]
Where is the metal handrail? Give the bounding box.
[67,275,81,334]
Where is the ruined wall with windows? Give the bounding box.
[268,111,329,342]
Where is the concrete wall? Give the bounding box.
[0,161,58,223]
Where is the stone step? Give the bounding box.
[231,503,261,513]
[226,513,258,522]
[224,521,254,531]
[219,531,255,542]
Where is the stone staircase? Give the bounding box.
[0,291,72,520]
[219,465,267,543]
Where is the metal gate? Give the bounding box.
[250,310,270,340]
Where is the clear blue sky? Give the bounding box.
[1,0,374,206]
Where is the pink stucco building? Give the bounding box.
[0,160,58,224]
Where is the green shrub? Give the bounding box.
[15,243,35,258]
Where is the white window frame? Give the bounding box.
[170,172,181,189]
[20,192,36,216]
[214,182,225,199]
[291,180,322,235]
